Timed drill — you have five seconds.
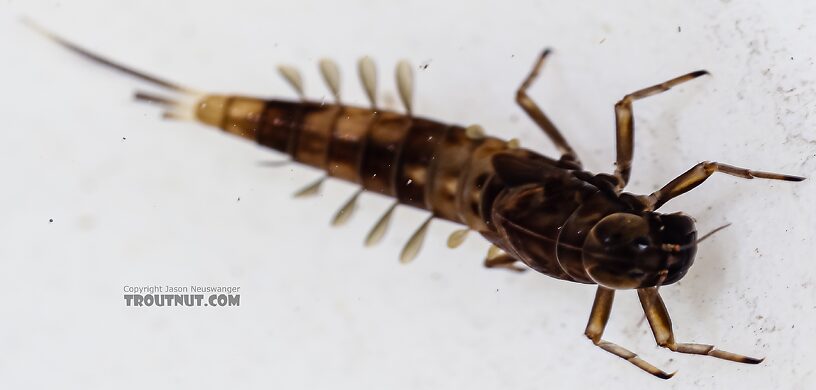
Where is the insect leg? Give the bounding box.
[613,70,709,188]
[637,287,764,364]
[516,49,580,166]
[646,161,805,209]
[483,253,526,273]
[585,287,675,379]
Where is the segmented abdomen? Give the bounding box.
[216,97,512,232]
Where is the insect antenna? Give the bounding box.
[663,223,732,253]
[695,223,732,245]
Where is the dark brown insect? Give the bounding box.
[29,21,805,379]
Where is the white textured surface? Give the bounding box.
[1,1,815,389]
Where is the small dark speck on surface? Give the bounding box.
[599,38,606,44]
[49,218,53,223]
[122,137,127,140]
[237,197,241,202]
[678,26,682,32]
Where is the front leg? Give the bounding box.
[637,287,764,364]
[646,161,804,210]
[585,287,675,379]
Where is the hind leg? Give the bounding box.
[516,49,580,166]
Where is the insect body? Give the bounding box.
[30,22,804,379]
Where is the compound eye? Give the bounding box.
[632,236,650,251]
[602,233,624,246]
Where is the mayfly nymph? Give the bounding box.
[27,20,805,379]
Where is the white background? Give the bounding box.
[1,1,814,389]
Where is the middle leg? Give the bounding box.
[613,70,709,189]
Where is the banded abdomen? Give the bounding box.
[195,95,513,233]
[196,94,632,284]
